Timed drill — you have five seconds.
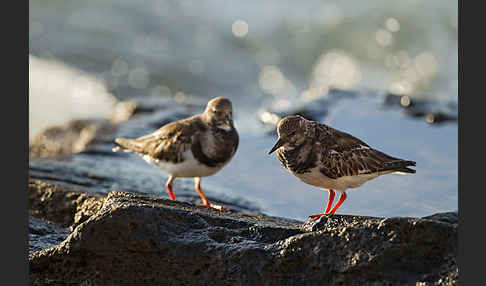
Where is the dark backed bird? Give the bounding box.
[113,96,239,210]
[268,115,416,218]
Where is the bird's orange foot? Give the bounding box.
[200,202,227,211]
[309,213,326,220]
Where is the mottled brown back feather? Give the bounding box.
[315,122,415,178]
[114,115,200,163]
[276,119,416,179]
[114,114,238,166]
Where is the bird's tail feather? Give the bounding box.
[394,167,416,174]
[383,160,416,174]
[112,138,140,153]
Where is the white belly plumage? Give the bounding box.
[293,167,381,192]
[139,149,226,178]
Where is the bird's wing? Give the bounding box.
[114,116,200,163]
[317,125,415,179]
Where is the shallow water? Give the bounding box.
[222,94,458,219]
[30,92,457,221]
[29,0,457,221]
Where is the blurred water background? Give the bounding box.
[29,0,457,220]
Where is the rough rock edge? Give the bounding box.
[29,179,104,231]
[29,180,458,286]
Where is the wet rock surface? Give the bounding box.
[257,88,357,134]
[29,99,137,159]
[383,93,458,124]
[29,118,113,159]
[28,216,70,254]
[258,89,457,134]
[29,180,458,286]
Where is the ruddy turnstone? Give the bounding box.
[268,115,416,218]
[113,97,238,210]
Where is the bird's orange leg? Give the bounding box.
[324,189,336,214]
[165,176,176,200]
[194,177,226,210]
[309,189,335,219]
[328,192,347,214]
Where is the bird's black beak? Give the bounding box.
[268,138,284,154]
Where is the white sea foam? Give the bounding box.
[29,55,117,143]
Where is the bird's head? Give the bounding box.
[204,97,234,131]
[268,115,309,154]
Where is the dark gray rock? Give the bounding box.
[422,211,458,225]
[29,187,458,286]
[29,180,104,231]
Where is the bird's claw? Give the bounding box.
[201,202,227,211]
[308,213,333,220]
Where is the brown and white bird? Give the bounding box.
[268,115,416,219]
[113,97,239,210]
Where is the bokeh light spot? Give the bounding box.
[259,65,285,94]
[414,52,438,77]
[311,50,362,90]
[232,20,249,38]
[174,91,186,102]
[385,18,400,32]
[400,95,411,107]
[128,68,150,89]
[151,85,172,98]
